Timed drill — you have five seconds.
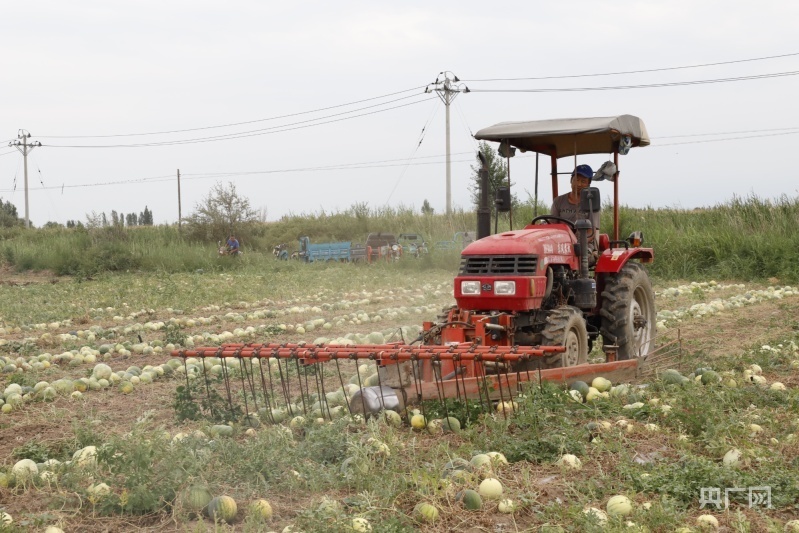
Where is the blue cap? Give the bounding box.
[572,164,593,181]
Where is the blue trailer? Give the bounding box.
[293,236,366,262]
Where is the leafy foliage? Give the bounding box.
[173,374,241,423]
[0,197,21,228]
[183,181,258,243]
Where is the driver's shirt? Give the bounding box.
[551,194,600,246]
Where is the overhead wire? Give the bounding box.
[462,51,799,82]
[44,96,436,148]
[653,125,799,139]
[384,99,441,205]
[652,129,799,147]
[467,70,799,93]
[30,153,62,221]
[38,85,428,139]
[5,124,799,194]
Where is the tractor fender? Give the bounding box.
[594,247,653,274]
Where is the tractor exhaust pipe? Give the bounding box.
[477,151,491,239]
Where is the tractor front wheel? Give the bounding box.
[541,306,589,368]
[600,262,656,359]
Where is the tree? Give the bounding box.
[111,210,120,227]
[101,212,108,227]
[421,199,434,215]
[0,198,21,228]
[139,206,153,226]
[468,141,520,215]
[125,213,138,226]
[184,182,258,241]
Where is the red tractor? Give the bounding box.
[424,115,656,372]
[174,115,660,419]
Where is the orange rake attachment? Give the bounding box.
[171,342,639,426]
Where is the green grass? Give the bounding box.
[4,194,799,282]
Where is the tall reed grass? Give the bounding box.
[1,195,797,281]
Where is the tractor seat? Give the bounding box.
[598,233,610,252]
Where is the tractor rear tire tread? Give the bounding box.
[599,262,656,360]
[541,306,589,368]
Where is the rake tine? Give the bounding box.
[410,354,426,423]
[198,353,214,419]
[293,352,308,417]
[181,349,193,405]
[374,354,388,420]
[275,350,292,409]
[352,352,368,418]
[236,351,253,421]
[431,355,452,428]
[455,358,473,425]
[390,352,410,422]
[301,349,314,409]
[314,356,333,420]
[256,352,276,424]
[218,348,236,416]
[452,353,463,402]
[475,354,491,416]
[493,350,508,420]
[333,355,354,417]
[244,348,262,414]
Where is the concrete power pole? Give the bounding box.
[425,72,469,215]
[8,130,41,229]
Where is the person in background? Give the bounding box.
[226,235,240,255]
[550,164,599,248]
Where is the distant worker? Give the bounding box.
[226,235,240,255]
[550,164,599,248]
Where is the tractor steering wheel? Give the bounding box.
[530,215,576,232]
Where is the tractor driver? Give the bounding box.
[550,164,600,252]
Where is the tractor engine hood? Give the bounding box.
[462,226,575,260]
[455,225,578,312]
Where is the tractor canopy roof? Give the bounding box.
[474,114,649,158]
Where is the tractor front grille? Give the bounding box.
[459,255,538,276]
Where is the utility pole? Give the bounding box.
[425,72,469,215]
[8,130,41,229]
[177,169,182,230]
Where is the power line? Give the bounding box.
[5,126,799,194]
[652,129,799,147]
[468,70,799,93]
[43,96,435,148]
[38,85,428,139]
[653,126,799,139]
[462,51,799,82]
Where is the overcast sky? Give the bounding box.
[2,1,798,227]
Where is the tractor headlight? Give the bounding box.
[494,281,516,295]
[461,281,481,295]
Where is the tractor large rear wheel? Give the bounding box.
[600,262,656,359]
[541,306,589,368]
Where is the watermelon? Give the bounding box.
[442,458,471,476]
[210,425,234,437]
[206,495,238,523]
[569,380,590,398]
[700,370,721,385]
[442,416,461,432]
[456,489,483,510]
[478,478,503,500]
[249,499,273,520]
[413,502,439,522]
[12,459,38,481]
[591,377,612,393]
[606,495,633,516]
[182,485,212,516]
